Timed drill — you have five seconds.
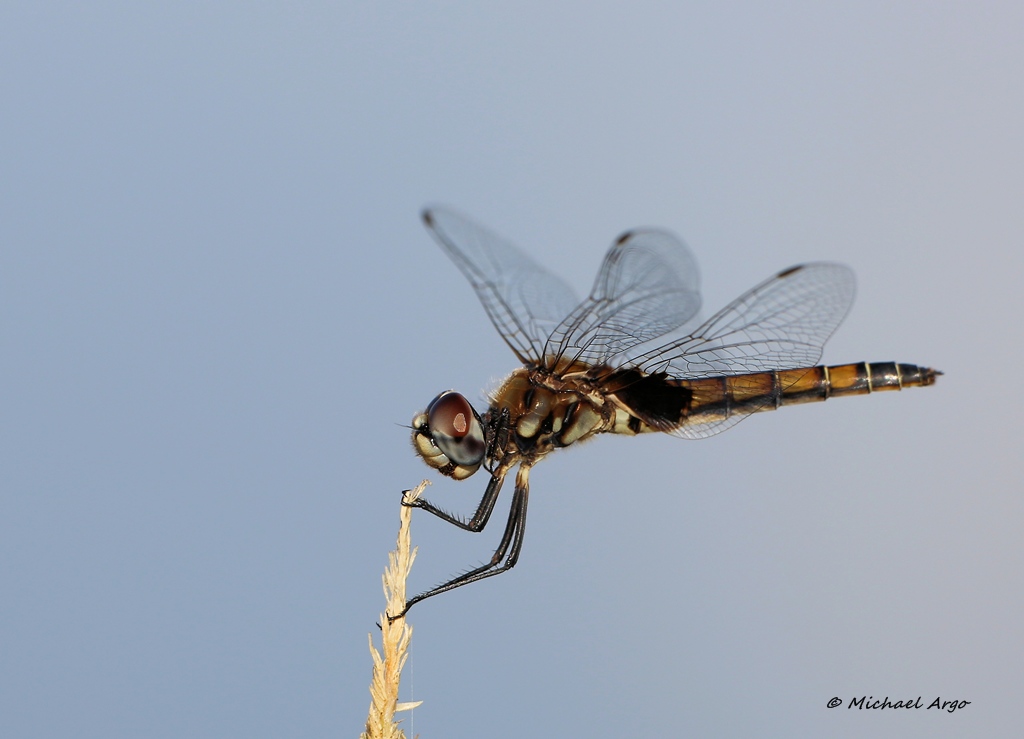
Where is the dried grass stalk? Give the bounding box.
[360,481,427,739]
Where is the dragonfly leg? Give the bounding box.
[391,466,531,619]
[403,468,506,532]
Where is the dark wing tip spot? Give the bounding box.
[421,209,435,226]
[777,265,803,278]
[615,231,634,246]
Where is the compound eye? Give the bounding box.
[426,391,485,467]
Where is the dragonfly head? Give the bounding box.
[411,391,486,480]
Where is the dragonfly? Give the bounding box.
[396,206,939,618]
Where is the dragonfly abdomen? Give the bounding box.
[683,362,940,426]
[779,362,939,404]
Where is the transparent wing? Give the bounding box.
[542,229,702,369]
[422,207,579,364]
[630,262,856,438]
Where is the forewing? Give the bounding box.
[542,229,702,369]
[422,207,579,364]
[629,262,856,438]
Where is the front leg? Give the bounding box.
[403,468,506,532]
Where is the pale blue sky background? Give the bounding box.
[2,3,1021,737]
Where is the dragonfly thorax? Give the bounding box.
[488,367,609,456]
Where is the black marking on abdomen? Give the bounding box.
[607,368,694,430]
